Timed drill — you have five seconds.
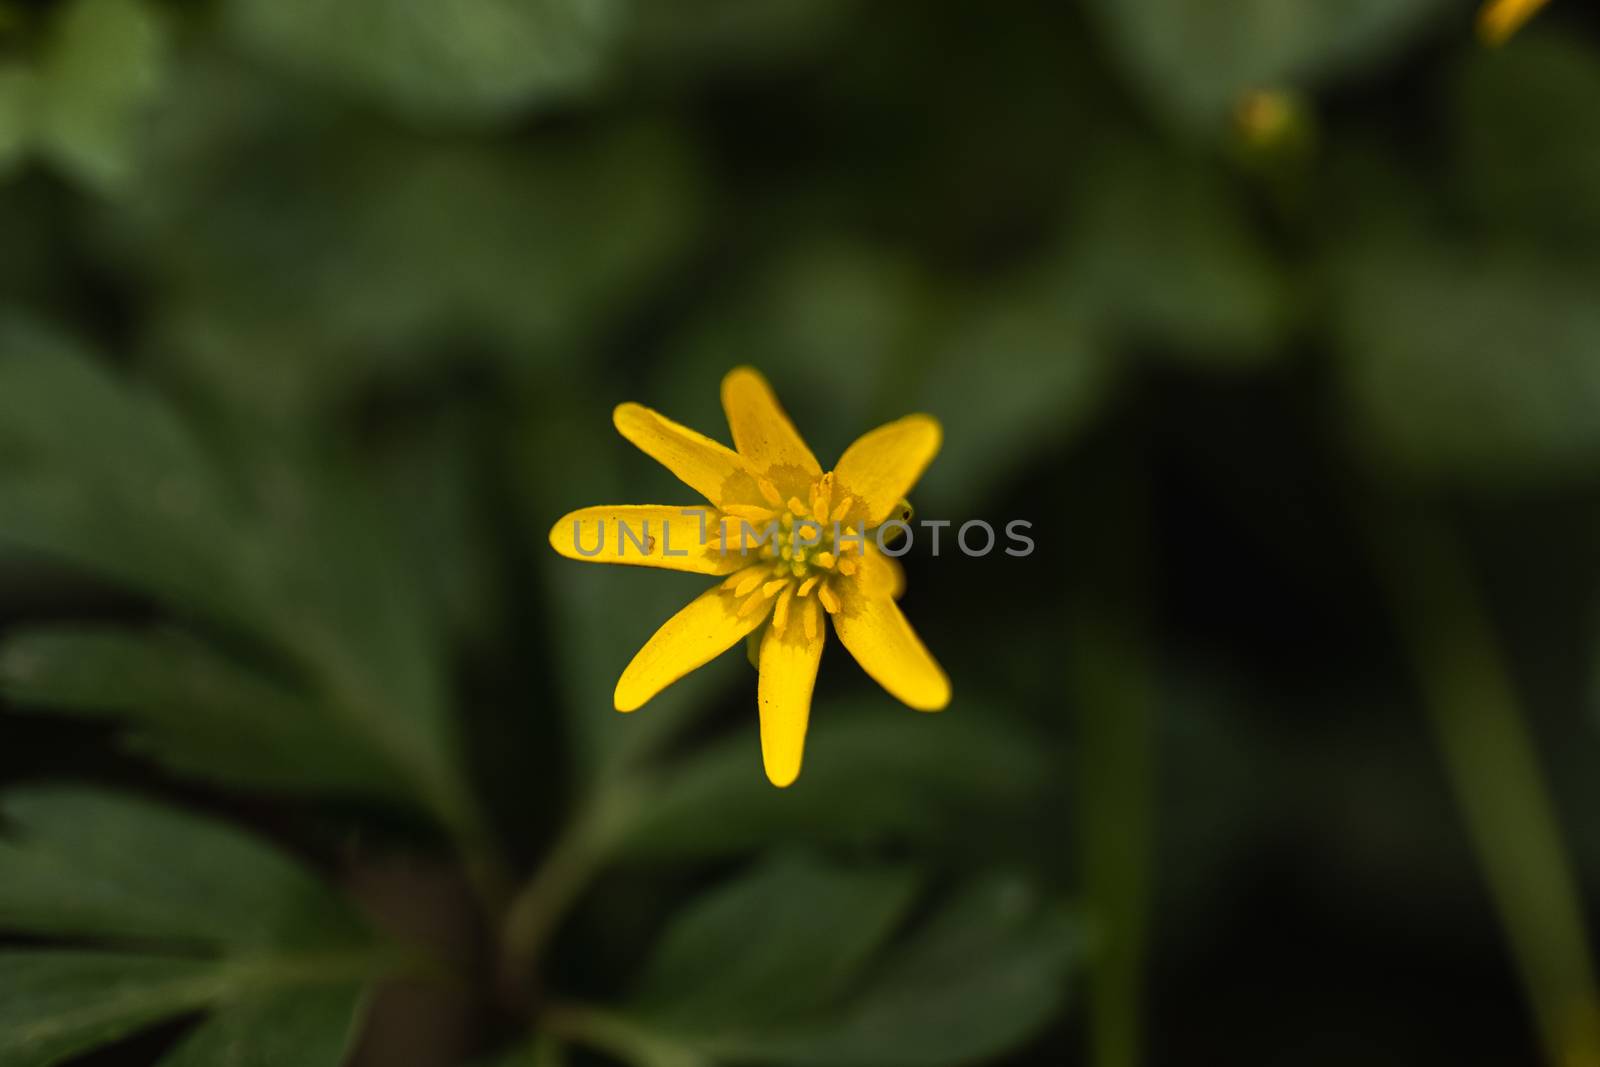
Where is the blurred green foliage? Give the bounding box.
[1,0,1600,1065]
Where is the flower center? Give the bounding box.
[761,509,844,581]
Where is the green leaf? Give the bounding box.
[0,322,481,837]
[1453,33,1600,246]
[0,952,221,1067]
[1089,0,1445,127]
[34,0,167,189]
[630,854,920,1033]
[0,789,364,947]
[737,879,1080,1067]
[0,318,266,628]
[221,0,625,122]
[615,860,1079,1067]
[912,270,1110,509]
[0,627,412,800]
[0,952,376,1067]
[157,986,368,1067]
[1332,237,1600,486]
[621,700,1056,860]
[1074,145,1292,366]
[0,64,32,174]
[0,790,386,1067]
[126,112,700,412]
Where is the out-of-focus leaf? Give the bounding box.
[0,65,32,173]
[911,272,1109,509]
[736,878,1078,1067]
[157,986,368,1067]
[619,861,1078,1067]
[1454,33,1600,247]
[618,700,1055,859]
[31,0,167,189]
[0,788,363,947]
[0,319,266,628]
[221,0,624,123]
[0,322,478,835]
[1089,0,1445,128]
[126,102,700,416]
[631,854,919,1031]
[0,952,374,1067]
[0,627,412,800]
[1333,237,1600,486]
[1075,146,1292,366]
[0,789,384,1067]
[627,0,853,79]
[653,240,927,464]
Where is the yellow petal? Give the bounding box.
[757,593,825,787]
[832,414,941,527]
[549,506,740,575]
[721,366,823,481]
[614,572,772,712]
[856,543,906,600]
[1478,0,1550,44]
[613,402,764,507]
[832,583,949,711]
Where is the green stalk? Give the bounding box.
[1071,441,1155,1067]
[1073,614,1155,1067]
[498,781,642,1006]
[1373,508,1600,1067]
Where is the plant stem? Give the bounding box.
[1071,440,1155,1067]
[1373,508,1600,1067]
[1073,613,1155,1067]
[541,1002,709,1067]
[499,782,640,1006]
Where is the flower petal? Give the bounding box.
[721,367,823,482]
[757,593,825,787]
[832,582,949,711]
[614,569,774,712]
[832,414,942,527]
[854,542,906,600]
[549,506,742,575]
[613,402,764,507]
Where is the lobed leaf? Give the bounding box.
[0,789,385,1067]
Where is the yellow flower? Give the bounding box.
[549,367,951,787]
[1478,0,1551,44]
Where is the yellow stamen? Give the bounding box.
[810,474,833,523]
[762,579,789,598]
[722,570,748,589]
[757,477,784,507]
[837,556,857,576]
[803,599,819,641]
[735,571,763,598]
[797,575,820,597]
[787,497,809,517]
[773,584,794,635]
[817,582,840,615]
[814,552,836,570]
[739,589,772,617]
[831,496,853,523]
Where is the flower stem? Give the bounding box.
[498,782,640,1007]
[541,1002,709,1067]
[1071,445,1155,1067]
[1373,507,1600,1067]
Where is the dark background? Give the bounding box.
[3,0,1600,1065]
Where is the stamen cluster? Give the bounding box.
[714,471,864,636]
